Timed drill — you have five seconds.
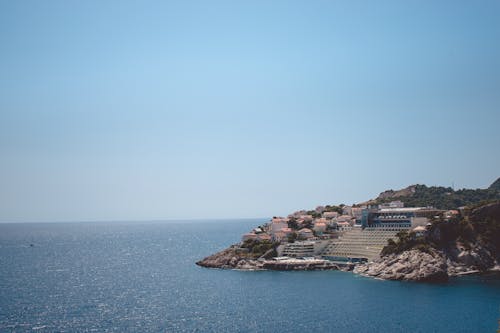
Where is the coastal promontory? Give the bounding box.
[197,179,500,282]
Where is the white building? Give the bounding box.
[282,240,329,257]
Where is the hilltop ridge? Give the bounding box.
[489,177,500,191]
[361,178,500,210]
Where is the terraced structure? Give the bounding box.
[321,227,404,262]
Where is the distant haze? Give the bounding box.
[1,1,499,222]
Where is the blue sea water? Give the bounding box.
[0,219,499,333]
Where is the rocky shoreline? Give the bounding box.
[195,246,263,270]
[197,199,500,282]
[197,245,498,282]
[196,246,352,271]
[353,250,449,282]
[354,245,498,282]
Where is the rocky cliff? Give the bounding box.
[354,245,498,282]
[354,250,448,282]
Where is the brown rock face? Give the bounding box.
[354,244,499,282]
[354,250,449,282]
[377,186,416,200]
[470,202,500,224]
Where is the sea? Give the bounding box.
[0,219,499,333]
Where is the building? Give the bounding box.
[379,201,404,209]
[282,240,329,257]
[336,221,352,232]
[335,215,354,225]
[322,206,443,263]
[298,228,314,239]
[282,241,315,257]
[242,232,272,242]
[271,218,288,233]
[316,217,328,223]
[321,228,397,262]
[342,206,352,216]
[351,207,364,220]
[313,222,327,234]
[362,207,441,230]
[272,231,287,242]
[272,227,294,242]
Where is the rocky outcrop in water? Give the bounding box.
[354,245,498,282]
[195,246,262,270]
[198,245,497,280]
[353,250,449,282]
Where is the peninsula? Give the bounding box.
[197,178,500,282]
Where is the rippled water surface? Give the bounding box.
[1,220,499,332]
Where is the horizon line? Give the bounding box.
[0,217,272,224]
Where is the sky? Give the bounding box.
[1,0,499,222]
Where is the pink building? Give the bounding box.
[313,222,327,234]
[298,228,314,239]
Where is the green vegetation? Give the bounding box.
[468,201,500,255]
[381,230,432,256]
[382,201,500,260]
[287,232,297,243]
[306,210,322,218]
[241,239,278,258]
[374,183,500,210]
[287,218,299,230]
[287,217,313,230]
[324,205,344,214]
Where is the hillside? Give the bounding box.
[382,201,500,258]
[489,177,500,191]
[364,179,500,210]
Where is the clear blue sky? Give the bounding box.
[1,1,499,222]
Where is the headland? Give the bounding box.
[197,178,500,282]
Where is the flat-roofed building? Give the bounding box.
[363,207,442,229]
[282,240,329,257]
